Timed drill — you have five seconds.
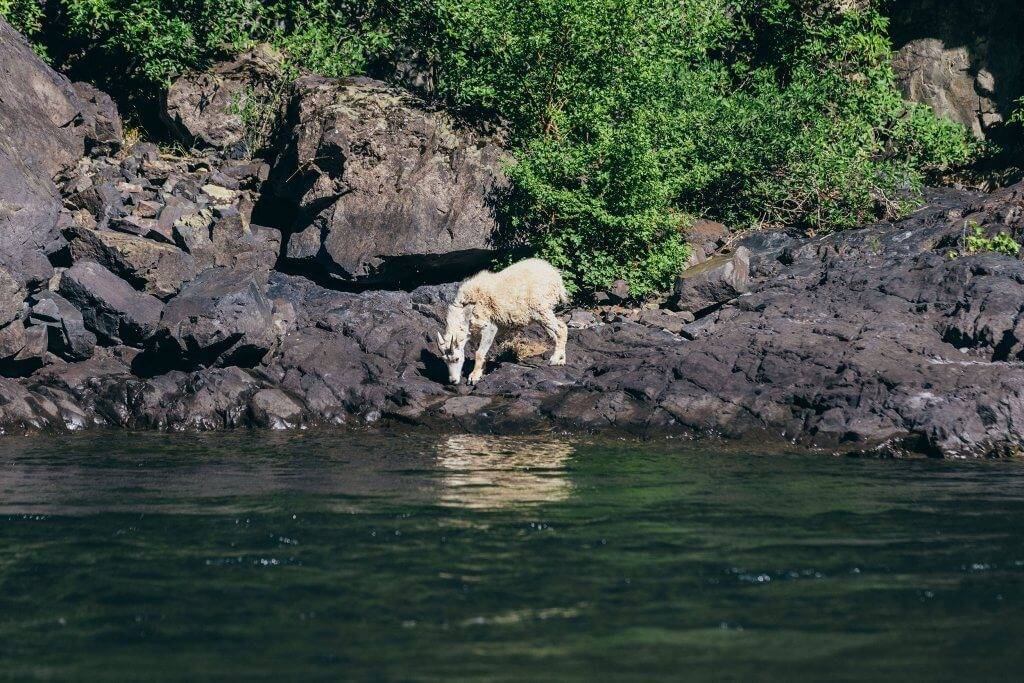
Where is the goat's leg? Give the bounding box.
[540,309,568,365]
[467,322,498,384]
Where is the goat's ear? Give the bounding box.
[435,331,446,350]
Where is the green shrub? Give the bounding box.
[1,0,979,296]
[964,224,1021,257]
[1,0,44,55]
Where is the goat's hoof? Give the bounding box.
[467,375,482,385]
[548,357,566,366]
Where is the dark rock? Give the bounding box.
[0,19,122,286]
[62,177,125,229]
[218,160,270,188]
[273,75,508,284]
[672,247,751,313]
[58,261,163,346]
[0,267,25,328]
[609,280,631,304]
[0,322,48,376]
[71,82,124,156]
[29,291,96,361]
[67,227,198,300]
[248,388,304,429]
[154,267,279,368]
[637,308,694,334]
[567,310,598,329]
[0,321,27,361]
[172,208,216,268]
[209,215,278,274]
[163,44,286,150]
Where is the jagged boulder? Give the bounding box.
[154,267,280,368]
[28,292,96,361]
[67,226,198,300]
[672,247,751,313]
[71,82,124,156]
[683,219,730,266]
[273,75,508,285]
[58,261,163,346]
[163,44,286,154]
[0,19,123,286]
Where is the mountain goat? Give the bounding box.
[436,258,569,385]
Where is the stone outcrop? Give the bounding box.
[58,260,164,346]
[2,20,1024,458]
[151,267,282,369]
[3,180,1024,457]
[272,75,508,285]
[0,18,123,286]
[162,44,286,155]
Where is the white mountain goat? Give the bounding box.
[436,258,569,385]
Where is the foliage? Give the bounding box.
[0,0,44,56]
[1,0,980,296]
[963,223,1021,257]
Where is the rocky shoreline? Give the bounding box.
[2,20,1023,457]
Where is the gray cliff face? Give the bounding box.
[1,22,1024,456]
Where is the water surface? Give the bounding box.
[2,432,1023,680]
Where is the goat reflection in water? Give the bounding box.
[434,435,574,509]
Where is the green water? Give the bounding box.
[2,432,1024,681]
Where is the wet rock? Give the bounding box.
[154,267,278,368]
[273,75,507,284]
[248,388,304,429]
[672,247,751,313]
[163,44,286,151]
[67,227,198,299]
[58,261,163,346]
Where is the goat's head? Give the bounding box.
[436,329,468,384]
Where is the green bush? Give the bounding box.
[963,224,1021,257]
[2,0,979,296]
